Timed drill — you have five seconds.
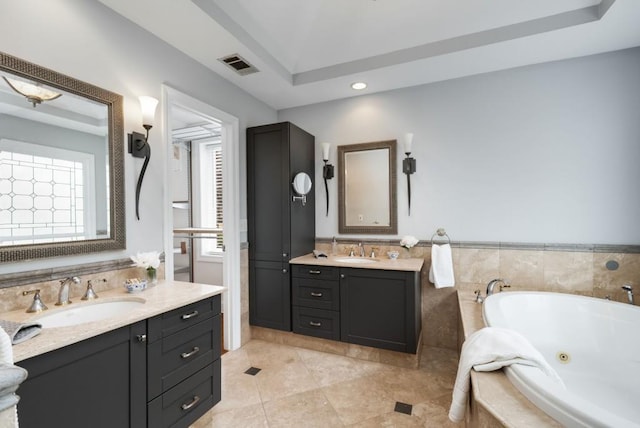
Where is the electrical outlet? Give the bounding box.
[358,214,364,222]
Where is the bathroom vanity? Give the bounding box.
[6,281,224,428]
[290,254,423,354]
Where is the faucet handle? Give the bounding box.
[348,246,355,257]
[622,284,633,291]
[370,247,378,258]
[82,278,106,300]
[23,289,48,313]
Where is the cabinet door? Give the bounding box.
[249,260,291,330]
[17,321,147,428]
[247,123,290,262]
[340,268,420,353]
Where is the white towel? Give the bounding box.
[448,327,563,423]
[0,329,20,428]
[429,243,455,288]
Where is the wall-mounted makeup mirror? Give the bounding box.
[338,140,397,234]
[0,51,125,262]
[292,172,312,206]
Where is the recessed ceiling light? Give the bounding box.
[351,82,367,90]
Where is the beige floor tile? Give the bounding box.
[296,347,389,387]
[322,375,397,425]
[191,403,268,428]
[254,360,319,402]
[263,389,343,428]
[349,411,424,427]
[243,339,302,370]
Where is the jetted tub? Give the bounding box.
[483,291,640,428]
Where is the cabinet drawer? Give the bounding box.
[148,295,220,342]
[292,306,340,340]
[148,315,221,400]
[292,277,339,311]
[291,264,339,280]
[148,359,221,428]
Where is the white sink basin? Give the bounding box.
[35,299,145,328]
[333,257,378,264]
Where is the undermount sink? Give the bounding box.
[333,257,378,264]
[35,299,145,328]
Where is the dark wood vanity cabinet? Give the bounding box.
[147,296,221,428]
[17,321,148,428]
[247,122,315,331]
[291,265,422,353]
[340,268,421,353]
[16,295,221,428]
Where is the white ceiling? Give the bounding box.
[98,0,640,110]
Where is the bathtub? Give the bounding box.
[483,291,640,428]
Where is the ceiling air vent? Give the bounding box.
[218,54,259,76]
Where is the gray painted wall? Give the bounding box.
[279,47,640,245]
[0,0,277,273]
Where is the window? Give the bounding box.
[0,140,95,245]
[195,140,223,257]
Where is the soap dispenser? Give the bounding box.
[331,237,338,255]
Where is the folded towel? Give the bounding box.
[448,327,563,423]
[0,320,42,345]
[429,243,455,288]
[0,394,19,413]
[0,365,27,398]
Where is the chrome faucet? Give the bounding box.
[358,242,365,257]
[56,276,80,306]
[486,279,510,296]
[622,285,634,305]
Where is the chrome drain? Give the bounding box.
[557,352,571,364]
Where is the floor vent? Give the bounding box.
[218,54,259,76]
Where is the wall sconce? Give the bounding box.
[321,142,334,216]
[401,133,416,215]
[128,96,158,220]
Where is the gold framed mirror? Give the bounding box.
[0,51,125,262]
[338,140,397,234]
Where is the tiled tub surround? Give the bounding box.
[1,279,225,362]
[458,292,562,427]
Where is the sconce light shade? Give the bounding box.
[321,142,331,161]
[402,132,414,155]
[139,96,158,128]
[3,76,62,108]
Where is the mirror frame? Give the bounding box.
[338,140,397,235]
[0,51,125,262]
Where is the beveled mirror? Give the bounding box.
[0,51,124,262]
[338,140,397,234]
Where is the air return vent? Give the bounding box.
[218,54,259,76]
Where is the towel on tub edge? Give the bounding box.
[448,327,564,423]
[429,243,455,288]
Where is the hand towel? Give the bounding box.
[0,320,42,345]
[448,327,563,423]
[429,243,455,288]
[0,329,21,428]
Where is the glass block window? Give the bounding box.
[0,139,95,246]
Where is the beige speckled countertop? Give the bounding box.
[3,280,225,363]
[289,253,424,272]
[458,292,561,427]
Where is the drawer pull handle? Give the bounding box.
[309,270,321,274]
[310,292,323,297]
[136,334,147,342]
[181,310,199,320]
[309,321,322,327]
[181,346,200,359]
[181,395,201,411]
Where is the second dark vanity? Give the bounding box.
[290,255,423,354]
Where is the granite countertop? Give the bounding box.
[2,280,225,362]
[457,292,561,427]
[290,253,424,272]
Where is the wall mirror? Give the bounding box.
[338,140,397,234]
[0,51,124,262]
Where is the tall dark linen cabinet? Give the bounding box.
[247,122,315,331]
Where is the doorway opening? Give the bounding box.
[163,85,241,352]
